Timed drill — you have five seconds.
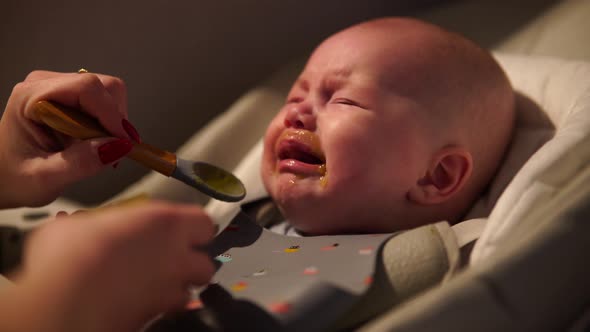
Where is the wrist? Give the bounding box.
[12,273,96,332]
[0,151,23,209]
[0,282,58,332]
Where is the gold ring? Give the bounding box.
[77,68,89,74]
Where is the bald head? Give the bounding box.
[262,17,516,235]
[317,17,515,221]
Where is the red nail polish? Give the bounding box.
[122,119,141,143]
[98,139,133,164]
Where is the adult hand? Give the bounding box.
[16,200,215,332]
[0,70,140,208]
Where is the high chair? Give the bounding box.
[1,0,589,330]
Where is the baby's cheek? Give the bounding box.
[260,157,276,195]
[321,163,364,200]
[263,111,284,141]
[325,139,374,181]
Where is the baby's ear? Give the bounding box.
[407,146,473,205]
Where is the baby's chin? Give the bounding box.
[277,196,364,235]
[280,196,405,235]
[266,174,388,234]
[283,213,341,235]
[285,212,374,235]
[268,172,326,200]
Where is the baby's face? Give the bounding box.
[261,28,437,235]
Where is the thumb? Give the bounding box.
[44,137,133,185]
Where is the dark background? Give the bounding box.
[0,0,558,204]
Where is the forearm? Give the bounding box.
[0,157,15,209]
[0,276,109,332]
[0,152,60,209]
[0,149,26,209]
[0,284,47,332]
[0,179,28,209]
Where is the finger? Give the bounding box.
[97,75,128,119]
[24,70,62,82]
[24,70,83,82]
[179,206,216,247]
[71,74,130,139]
[25,137,133,189]
[56,211,69,218]
[183,252,216,286]
[160,286,193,314]
[137,202,216,246]
[20,74,131,140]
[24,70,129,118]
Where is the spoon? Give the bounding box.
[32,100,246,202]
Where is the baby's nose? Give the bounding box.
[284,104,316,131]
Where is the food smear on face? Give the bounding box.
[277,129,323,156]
[283,156,327,188]
[319,164,328,188]
[275,129,327,186]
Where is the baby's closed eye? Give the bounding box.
[330,97,366,109]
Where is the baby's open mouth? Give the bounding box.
[275,129,326,176]
[278,143,324,164]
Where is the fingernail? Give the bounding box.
[98,138,133,164]
[122,119,141,143]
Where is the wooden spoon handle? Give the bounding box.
[34,100,107,139]
[127,142,177,176]
[33,100,177,176]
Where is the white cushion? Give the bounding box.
[115,53,590,258]
[471,53,590,262]
[496,0,590,61]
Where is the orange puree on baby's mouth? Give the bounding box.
[277,129,328,188]
[318,164,328,188]
[291,165,327,188]
[320,176,328,188]
[277,129,324,159]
